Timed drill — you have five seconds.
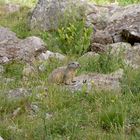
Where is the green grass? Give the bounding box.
[1,1,140,139]
[0,57,140,139]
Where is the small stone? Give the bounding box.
[0,57,10,64]
[12,107,21,118]
[0,136,4,140]
[31,104,39,113]
[22,63,36,77]
[7,88,31,100]
[46,113,53,119]
[38,51,66,61]
[38,63,47,72]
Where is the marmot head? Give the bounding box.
[67,61,80,70]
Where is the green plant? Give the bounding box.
[56,20,92,56]
[78,50,123,74]
[4,61,24,80]
[121,68,140,94]
[100,105,126,131]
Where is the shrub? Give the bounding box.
[45,20,92,56]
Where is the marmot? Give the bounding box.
[48,61,80,85]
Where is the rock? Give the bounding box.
[86,4,117,30]
[45,113,53,119]
[0,65,4,74]
[38,50,66,61]
[107,42,132,56]
[0,3,20,16]
[91,30,113,45]
[0,136,4,140]
[125,45,140,69]
[7,88,31,100]
[67,69,124,93]
[105,4,140,44]
[12,107,21,118]
[0,57,10,64]
[4,3,20,14]
[38,63,47,72]
[22,63,37,78]
[29,0,121,32]
[106,42,140,69]
[29,0,87,31]
[0,27,46,63]
[90,43,106,53]
[30,104,39,113]
[0,26,18,42]
[17,36,46,62]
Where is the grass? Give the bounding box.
[0,0,140,139]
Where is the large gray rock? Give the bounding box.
[89,4,140,48]
[86,4,121,30]
[107,42,140,69]
[124,45,140,69]
[0,27,46,63]
[29,0,87,31]
[105,4,140,44]
[67,69,123,93]
[29,0,121,31]
[90,30,113,45]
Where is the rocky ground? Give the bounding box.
[0,0,140,139]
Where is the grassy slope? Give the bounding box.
[0,0,140,140]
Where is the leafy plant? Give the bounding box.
[56,20,92,56]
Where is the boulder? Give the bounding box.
[91,30,113,45]
[67,69,124,93]
[29,0,87,31]
[90,43,106,53]
[106,42,140,69]
[29,0,121,31]
[86,4,121,30]
[125,45,140,69]
[105,4,140,44]
[0,27,46,63]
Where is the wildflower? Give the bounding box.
[91,80,94,84]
